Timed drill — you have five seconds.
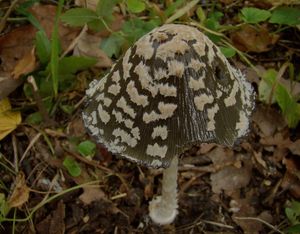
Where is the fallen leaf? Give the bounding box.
[73,30,112,68]
[252,105,286,137]
[36,200,65,234]
[29,4,81,50]
[206,146,235,169]
[231,24,279,52]
[283,156,300,180]
[0,76,23,100]
[7,172,30,208]
[79,186,107,205]
[11,47,37,79]
[0,25,36,74]
[210,157,252,194]
[281,171,300,199]
[0,98,21,140]
[288,139,300,156]
[0,4,80,98]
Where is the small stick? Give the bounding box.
[27,76,54,126]
[234,216,284,234]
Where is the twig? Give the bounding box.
[19,132,42,165]
[199,219,234,229]
[166,0,200,24]
[110,193,127,200]
[234,216,284,234]
[27,76,54,127]
[0,0,19,33]
[63,147,114,174]
[60,25,88,58]
[12,134,19,173]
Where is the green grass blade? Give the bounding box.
[50,0,64,97]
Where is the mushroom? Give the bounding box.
[82,24,255,225]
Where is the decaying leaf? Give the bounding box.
[0,4,80,98]
[0,98,21,140]
[288,139,300,156]
[231,24,279,52]
[11,47,37,79]
[210,155,252,195]
[0,77,23,100]
[252,105,286,137]
[36,200,65,234]
[79,186,107,205]
[73,31,112,68]
[7,172,30,208]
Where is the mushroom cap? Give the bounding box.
[82,24,255,168]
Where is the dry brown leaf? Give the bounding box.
[11,47,37,79]
[0,77,23,100]
[206,146,235,169]
[29,4,80,50]
[79,186,107,205]
[0,4,80,98]
[0,25,36,74]
[36,200,65,234]
[281,171,300,199]
[231,24,279,53]
[8,172,30,208]
[288,139,300,156]
[73,31,112,68]
[210,157,252,194]
[252,105,286,137]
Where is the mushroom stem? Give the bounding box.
[149,156,178,225]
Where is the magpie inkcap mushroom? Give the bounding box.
[82,24,255,224]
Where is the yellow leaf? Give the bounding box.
[0,98,21,140]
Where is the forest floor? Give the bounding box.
[0,0,300,233]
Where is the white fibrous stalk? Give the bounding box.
[149,156,178,225]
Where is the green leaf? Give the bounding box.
[59,104,74,115]
[275,83,300,128]
[286,201,300,225]
[61,8,98,26]
[51,0,64,97]
[241,7,271,24]
[286,224,300,234]
[270,7,300,26]
[126,0,146,13]
[76,140,96,157]
[87,19,106,32]
[63,157,81,177]
[101,33,126,57]
[16,0,44,31]
[258,69,277,103]
[35,30,51,64]
[26,112,43,124]
[204,11,224,42]
[122,18,158,44]
[220,46,236,58]
[165,0,184,17]
[0,193,9,218]
[58,56,97,74]
[96,0,119,17]
[196,6,206,23]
